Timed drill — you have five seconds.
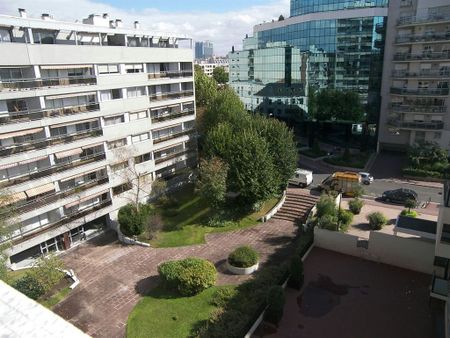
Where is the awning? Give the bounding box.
[82,142,104,150]
[0,162,18,170]
[0,127,43,140]
[50,118,98,129]
[0,191,26,206]
[65,190,108,208]
[25,183,55,198]
[46,91,97,100]
[54,148,83,159]
[19,156,47,165]
[40,64,93,70]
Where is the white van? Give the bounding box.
[288,169,313,188]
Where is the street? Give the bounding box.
[309,173,443,204]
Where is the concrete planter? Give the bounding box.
[227,260,259,275]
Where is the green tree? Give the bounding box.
[204,122,235,160]
[404,199,416,212]
[408,141,448,171]
[198,157,229,208]
[312,89,363,122]
[118,204,144,237]
[316,194,337,218]
[195,65,218,108]
[28,254,65,293]
[212,66,229,84]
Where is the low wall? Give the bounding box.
[314,228,435,274]
[260,191,287,222]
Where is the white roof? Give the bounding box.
[0,280,90,338]
[295,168,313,175]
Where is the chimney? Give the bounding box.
[134,21,140,30]
[115,19,123,28]
[18,8,26,18]
[103,13,109,19]
[41,13,51,20]
[109,20,115,28]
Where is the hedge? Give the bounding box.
[264,285,285,325]
[228,246,259,268]
[14,274,45,300]
[402,167,443,178]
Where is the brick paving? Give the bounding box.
[53,217,298,338]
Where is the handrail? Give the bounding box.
[152,129,195,144]
[394,51,450,61]
[148,70,193,79]
[390,87,449,96]
[154,149,196,164]
[151,109,195,123]
[0,75,97,91]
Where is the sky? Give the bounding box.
[0,0,290,55]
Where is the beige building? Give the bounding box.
[378,0,450,151]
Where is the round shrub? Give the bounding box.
[13,274,45,300]
[287,255,304,290]
[367,212,387,230]
[348,198,364,214]
[338,209,354,227]
[318,214,338,231]
[400,209,418,218]
[118,204,144,237]
[228,246,259,268]
[210,286,237,307]
[158,257,217,296]
[265,285,285,325]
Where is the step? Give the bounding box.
[283,201,316,208]
[272,215,297,222]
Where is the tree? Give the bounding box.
[28,254,65,293]
[311,89,363,122]
[404,199,416,212]
[195,65,218,107]
[278,14,285,21]
[198,157,229,208]
[316,194,337,218]
[118,204,144,237]
[408,141,448,171]
[212,66,229,84]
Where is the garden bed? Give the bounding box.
[323,152,371,169]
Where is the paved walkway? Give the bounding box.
[53,218,298,338]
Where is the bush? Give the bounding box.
[318,214,338,231]
[118,204,144,237]
[228,246,259,268]
[265,285,285,325]
[367,212,387,230]
[287,256,304,290]
[211,286,237,307]
[400,209,418,218]
[14,274,45,300]
[349,198,364,214]
[316,194,337,218]
[338,209,353,232]
[29,254,65,293]
[402,167,443,178]
[158,257,217,296]
[404,198,417,211]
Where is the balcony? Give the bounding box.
[0,152,106,188]
[391,104,447,113]
[151,109,195,123]
[398,13,450,26]
[390,87,449,96]
[0,127,102,158]
[152,129,195,144]
[148,70,193,80]
[393,51,450,61]
[0,75,97,91]
[392,69,450,78]
[388,120,444,130]
[0,102,100,125]
[396,32,450,44]
[149,90,194,102]
[431,275,449,300]
[154,149,196,165]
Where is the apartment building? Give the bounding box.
[0,10,197,267]
[195,57,229,77]
[195,41,213,60]
[378,0,450,151]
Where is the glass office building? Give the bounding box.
[290,0,388,16]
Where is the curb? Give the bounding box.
[381,178,443,189]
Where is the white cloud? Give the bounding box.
[1,0,290,55]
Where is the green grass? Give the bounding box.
[150,185,279,248]
[40,286,71,308]
[5,268,31,286]
[299,148,328,158]
[324,153,372,169]
[127,285,230,338]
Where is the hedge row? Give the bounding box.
[402,167,443,179]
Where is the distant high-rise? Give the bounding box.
[195,41,214,59]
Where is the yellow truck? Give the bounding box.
[318,172,361,196]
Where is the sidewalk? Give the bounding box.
[381,178,443,189]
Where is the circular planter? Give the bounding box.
[226,260,259,275]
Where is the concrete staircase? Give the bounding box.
[272,190,319,223]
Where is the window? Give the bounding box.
[125,64,144,73]
[107,138,127,150]
[113,183,132,196]
[98,64,119,74]
[135,152,152,164]
[434,132,442,140]
[132,132,150,144]
[127,86,145,98]
[129,110,148,121]
[100,89,122,101]
[104,115,124,126]
[442,224,450,243]
[110,161,128,172]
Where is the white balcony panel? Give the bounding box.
[100,96,150,115]
[154,153,189,171]
[151,114,195,130]
[152,134,192,151]
[102,118,152,141]
[106,139,153,163]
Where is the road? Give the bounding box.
[309,173,443,203]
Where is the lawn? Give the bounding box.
[323,152,372,169]
[127,285,231,338]
[149,185,279,248]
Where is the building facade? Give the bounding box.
[229,0,388,124]
[0,10,197,267]
[195,41,213,60]
[195,57,229,77]
[378,0,450,151]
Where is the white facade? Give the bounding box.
[0,10,197,266]
[195,58,229,77]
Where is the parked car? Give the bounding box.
[381,188,418,204]
[288,168,313,188]
[359,172,374,185]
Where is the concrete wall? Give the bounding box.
[314,228,435,274]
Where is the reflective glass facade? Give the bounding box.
[290,0,388,17]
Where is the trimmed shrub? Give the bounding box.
[400,209,418,218]
[287,255,304,290]
[211,286,237,307]
[14,274,45,300]
[318,214,338,231]
[349,198,364,214]
[118,204,144,237]
[367,212,387,230]
[265,285,285,325]
[228,246,259,268]
[404,198,417,211]
[402,167,443,178]
[316,194,337,218]
[338,209,354,228]
[158,257,217,296]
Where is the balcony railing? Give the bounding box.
[390,87,449,96]
[430,274,449,298]
[0,102,100,125]
[154,149,196,165]
[148,70,193,79]
[152,129,195,144]
[0,152,106,188]
[0,127,102,158]
[391,104,447,113]
[394,51,450,61]
[149,90,194,101]
[0,75,97,91]
[398,13,450,26]
[396,32,450,44]
[151,109,195,123]
[392,70,450,78]
[388,120,444,130]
